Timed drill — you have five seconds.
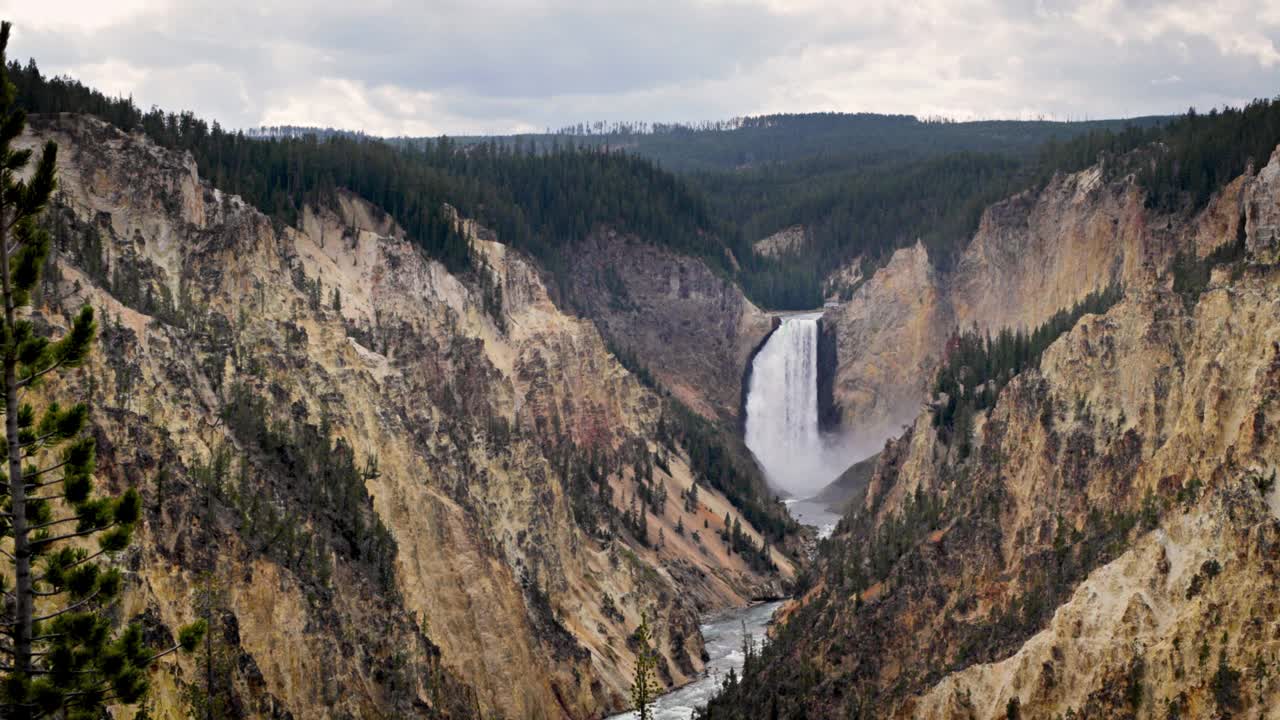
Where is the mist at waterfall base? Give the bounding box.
[745,313,874,501]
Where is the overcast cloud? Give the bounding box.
[1,0,1277,136]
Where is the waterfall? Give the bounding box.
[745,312,830,496]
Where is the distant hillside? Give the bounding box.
[440,112,1175,309]
[444,112,1171,173]
[17,55,1258,315]
[811,452,879,514]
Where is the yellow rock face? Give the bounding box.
[822,157,1252,451]
[19,114,790,719]
[903,261,1280,718]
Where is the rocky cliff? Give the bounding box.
[566,230,775,424]
[823,241,948,444]
[753,226,805,258]
[19,113,794,720]
[823,157,1248,447]
[705,148,1280,719]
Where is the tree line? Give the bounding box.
[0,27,204,717]
[13,54,1279,314]
[9,58,734,285]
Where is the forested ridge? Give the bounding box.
[444,103,1280,310]
[711,151,1029,307]
[10,59,740,286]
[694,99,1280,308]
[11,57,1280,313]
[449,112,1169,173]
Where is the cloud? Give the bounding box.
[1,0,1277,135]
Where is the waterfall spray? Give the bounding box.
[745,313,861,497]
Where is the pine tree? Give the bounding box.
[684,482,698,513]
[0,22,204,718]
[182,573,235,720]
[630,614,656,720]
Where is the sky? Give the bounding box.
[2,0,1278,137]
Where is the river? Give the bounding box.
[784,497,841,540]
[604,601,783,720]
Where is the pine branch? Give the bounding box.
[24,493,65,502]
[146,642,182,663]
[16,358,69,391]
[31,521,118,546]
[34,549,107,583]
[24,458,71,483]
[27,515,83,532]
[61,690,121,709]
[31,588,101,622]
[19,428,64,455]
[0,644,41,656]
[0,665,88,673]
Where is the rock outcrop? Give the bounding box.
[822,254,865,302]
[822,158,1249,446]
[753,225,806,258]
[19,114,794,720]
[567,230,774,424]
[824,242,947,443]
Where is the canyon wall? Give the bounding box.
[823,159,1249,448]
[567,230,774,424]
[19,114,794,720]
[710,146,1280,719]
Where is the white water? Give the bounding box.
[745,313,862,500]
[605,601,781,720]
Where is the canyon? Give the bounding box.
[4,0,1280,715]
[16,113,799,720]
[11,95,1280,720]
